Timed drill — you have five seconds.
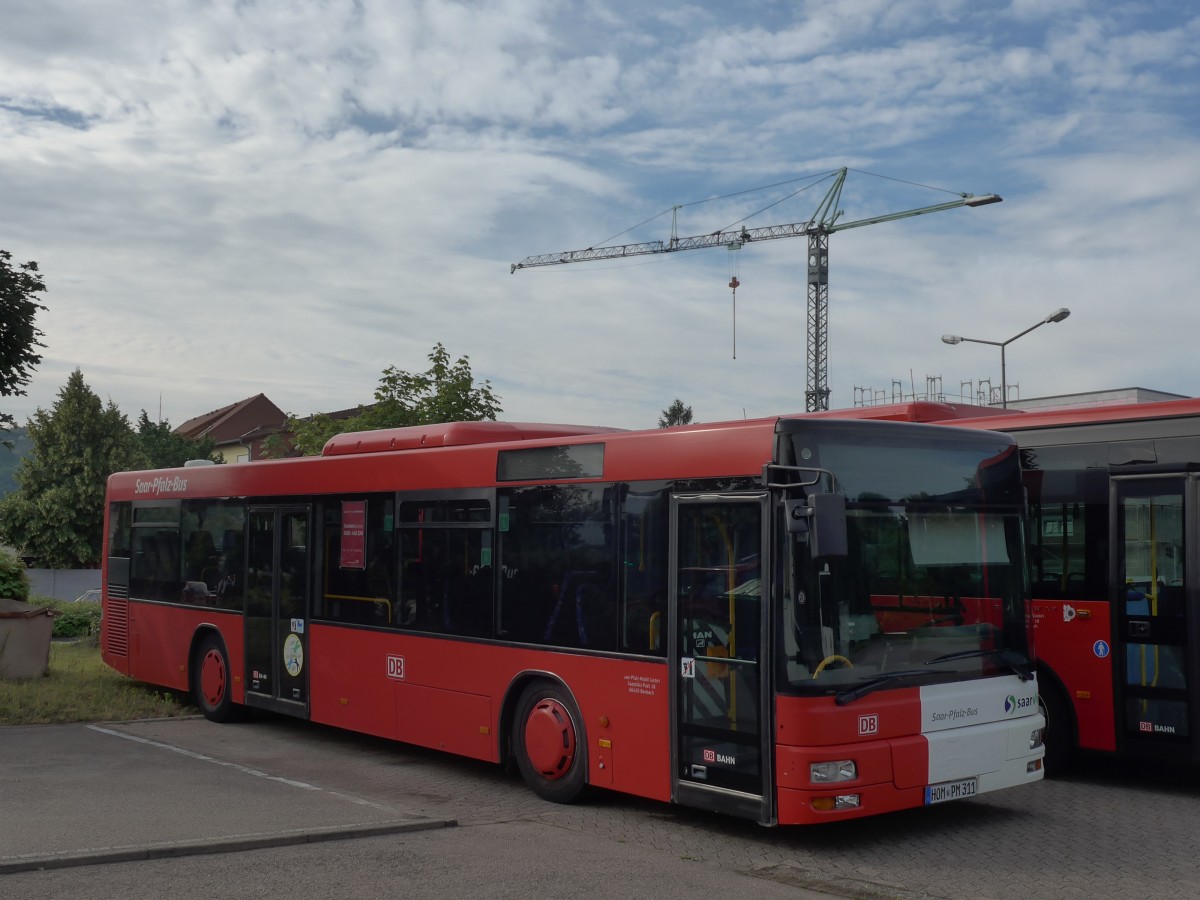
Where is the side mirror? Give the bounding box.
[809,493,848,559]
[782,494,847,557]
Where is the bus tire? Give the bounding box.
[1038,680,1073,776]
[513,681,587,804]
[192,633,238,723]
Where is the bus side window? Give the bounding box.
[498,484,618,652]
[398,560,424,627]
[130,528,181,602]
[620,484,669,656]
[318,495,396,627]
[444,562,493,637]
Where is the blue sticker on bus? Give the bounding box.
[1093,640,1110,658]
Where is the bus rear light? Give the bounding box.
[812,794,862,812]
[810,759,857,784]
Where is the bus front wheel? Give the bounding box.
[1038,680,1073,775]
[513,681,587,804]
[192,633,237,723]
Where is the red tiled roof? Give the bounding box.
[174,394,287,445]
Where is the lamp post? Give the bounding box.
[942,308,1071,408]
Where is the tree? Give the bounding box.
[659,399,694,428]
[0,545,30,602]
[0,250,47,435]
[284,343,503,456]
[0,426,32,496]
[0,370,142,567]
[133,411,220,469]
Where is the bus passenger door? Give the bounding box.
[244,506,311,716]
[670,493,771,823]
[1112,477,1195,758]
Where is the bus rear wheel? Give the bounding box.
[193,633,237,723]
[513,681,587,804]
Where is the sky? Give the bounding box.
[2,0,1198,433]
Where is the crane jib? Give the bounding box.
[510,169,1001,414]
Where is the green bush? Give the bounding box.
[0,546,31,602]
[28,596,103,640]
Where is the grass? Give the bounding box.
[0,640,196,725]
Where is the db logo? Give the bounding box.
[703,749,716,762]
[386,655,406,681]
[858,714,879,736]
[1140,721,1154,733]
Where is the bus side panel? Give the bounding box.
[126,601,245,701]
[307,625,672,802]
[1030,598,1117,752]
[308,625,399,741]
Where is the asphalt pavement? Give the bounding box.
[1,718,832,900]
[12,715,1200,899]
[0,720,454,873]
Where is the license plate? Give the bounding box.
[925,777,978,805]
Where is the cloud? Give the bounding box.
[0,1,1197,435]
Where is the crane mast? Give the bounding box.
[512,168,1001,412]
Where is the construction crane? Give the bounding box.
[511,167,1001,411]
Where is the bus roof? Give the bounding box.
[108,415,782,500]
[805,400,1011,424]
[321,421,626,456]
[106,411,1019,503]
[923,396,1200,433]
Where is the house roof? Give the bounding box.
[174,394,287,446]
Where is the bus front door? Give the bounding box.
[244,506,311,717]
[670,493,772,823]
[1113,476,1196,759]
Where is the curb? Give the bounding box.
[0,817,457,875]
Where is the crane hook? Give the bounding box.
[727,241,743,360]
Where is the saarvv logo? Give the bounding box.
[1005,694,1034,714]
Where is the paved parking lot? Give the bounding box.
[5,715,1200,898]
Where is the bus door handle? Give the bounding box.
[1128,620,1151,638]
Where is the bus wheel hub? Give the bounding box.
[524,698,576,779]
[201,650,227,706]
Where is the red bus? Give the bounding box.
[911,397,1200,772]
[100,414,1045,825]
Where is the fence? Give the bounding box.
[25,569,101,603]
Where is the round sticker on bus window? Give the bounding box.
[283,634,304,676]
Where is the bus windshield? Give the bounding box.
[776,422,1032,695]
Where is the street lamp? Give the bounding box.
[942,308,1071,408]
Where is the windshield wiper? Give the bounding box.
[924,648,1034,682]
[835,670,931,706]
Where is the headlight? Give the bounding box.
[1030,726,1045,750]
[810,759,857,784]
